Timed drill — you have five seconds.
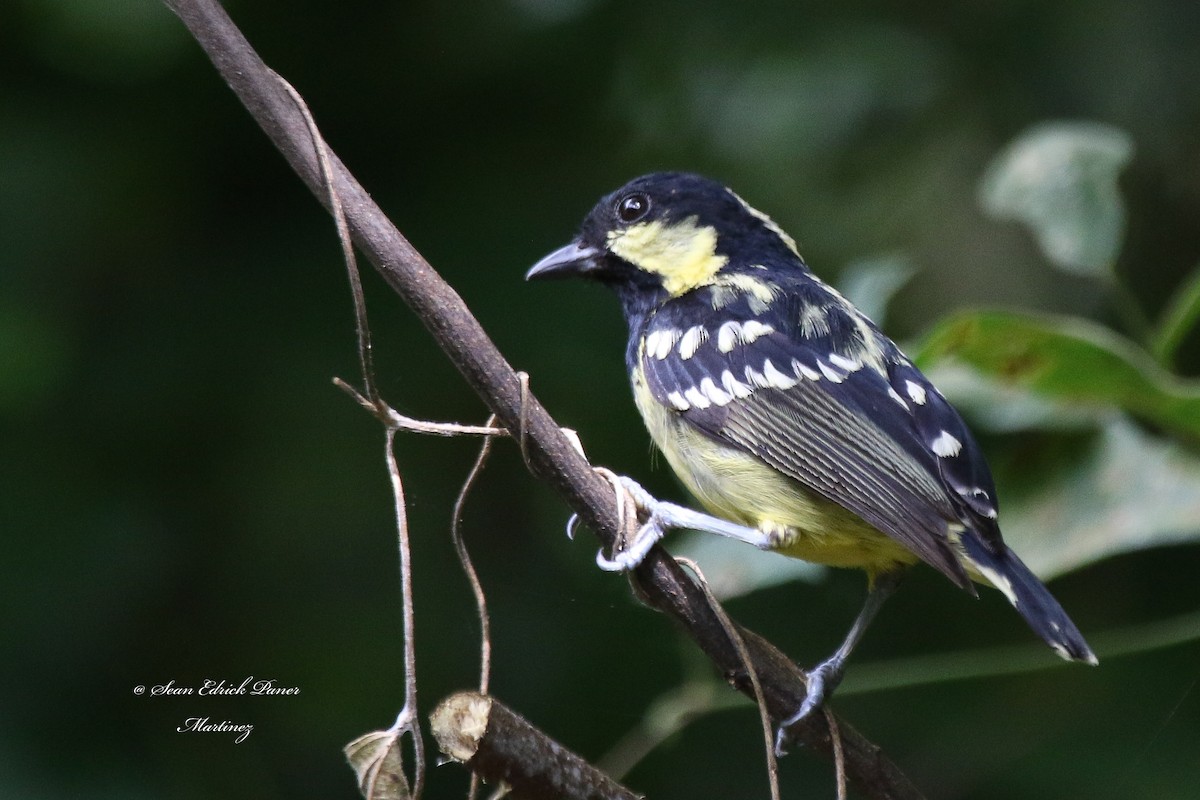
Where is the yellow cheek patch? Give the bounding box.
[607,217,729,296]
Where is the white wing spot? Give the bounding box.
[678,326,708,360]
[828,353,862,372]
[799,304,831,338]
[931,430,963,457]
[648,328,679,360]
[644,330,661,358]
[744,365,771,389]
[887,386,908,409]
[762,359,798,390]
[699,376,733,406]
[666,391,689,411]
[740,320,774,343]
[721,369,754,399]
[817,361,845,383]
[905,379,927,405]
[793,359,821,381]
[716,321,742,353]
[683,386,711,409]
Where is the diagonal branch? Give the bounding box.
[161,1,925,797]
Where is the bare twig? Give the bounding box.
[676,558,780,800]
[384,427,425,799]
[826,708,848,800]
[452,417,498,697]
[162,2,925,797]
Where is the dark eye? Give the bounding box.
[616,192,650,223]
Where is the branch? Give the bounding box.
[161,2,925,797]
[431,692,642,800]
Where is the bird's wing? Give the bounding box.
[641,293,1000,588]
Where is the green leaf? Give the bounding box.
[919,361,1098,433]
[1152,262,1200,368]
[979,122,1133,276]
[915,310,1200,439]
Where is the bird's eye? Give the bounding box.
[616,193,650,224]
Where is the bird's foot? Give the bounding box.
[571,472,767,571]
[595,476,672,572]
[773,657,846,755]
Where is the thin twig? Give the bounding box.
[676,558,780,800]
[384,426,425,799]
[451,416,500,800]
[826,707,848,800]
[333,377,507,437]
[278,73,380,403]
[452,417,497,695]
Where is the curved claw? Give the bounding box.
[596,519,668,572]
[565,513,580,540]
[773,661,844,756]
[596,547,628,572]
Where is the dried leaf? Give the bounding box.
[345,729,412,800]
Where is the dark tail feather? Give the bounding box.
[959,535,1098,665]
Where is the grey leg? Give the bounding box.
[774,569,906,754]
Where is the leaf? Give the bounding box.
[345,730,412,800]
[998,416,1200,580]
[979,121,1133,276]
[914,310,1200,439]
[919,361,1099,433]
[837,252,916,327]
[1152,261,1200,368]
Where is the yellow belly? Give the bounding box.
[631,367,920,576]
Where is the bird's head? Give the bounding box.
[526,173,803,309]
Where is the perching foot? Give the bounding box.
[595,475,768,572]
[595,476,671,572]
[773,656,846,755]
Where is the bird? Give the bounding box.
[525,171,1096,747]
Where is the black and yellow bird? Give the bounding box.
[526,172,1096,741]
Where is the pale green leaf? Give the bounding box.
[980,122,1133,276]
[837,252,916,326]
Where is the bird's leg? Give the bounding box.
[593,475,773,571]
[774,568,906,754]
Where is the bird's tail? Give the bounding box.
[958,534,1098,665]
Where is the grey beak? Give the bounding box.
[525,241,602,280]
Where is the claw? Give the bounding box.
[566,514,580,540]
[597,518,668,572]
[596,547,626,571]
[773,659,845,756]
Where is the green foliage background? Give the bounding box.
[2,1,1199,798]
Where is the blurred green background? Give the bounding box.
[3,0,1199,798]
